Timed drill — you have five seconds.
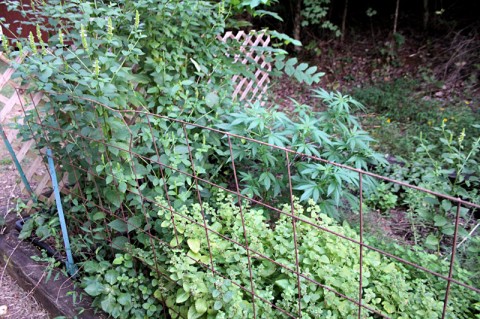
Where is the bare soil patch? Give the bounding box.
[0,271,49,319]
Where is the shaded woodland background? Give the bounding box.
[244,0,479,101]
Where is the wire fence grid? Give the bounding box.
[15,89,480,318]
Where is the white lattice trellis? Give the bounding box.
[218,31,271,106]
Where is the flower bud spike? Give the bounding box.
[36,25,42,42]
[107,17,113,41]
[135,10,140,29]
[29,31,37,54]
[58,29,64,46]
[94,59,100,77]
[80,24,89,52]
[2,35,9,55]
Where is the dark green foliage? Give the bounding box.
[218,89,385,217]
[352,79,480,157]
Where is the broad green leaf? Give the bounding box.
[104,270,118,285]
[382,301,396,314]
[176,288,190,304]
[112,236,129,250]
[275,279,290,290]
[101,294,117,314]
[127,215,143,233]
[108,219,128,233]
[433,215,448,227]
[92,211,106,221]
[205,92,219,108]
[213,300,223,310]
[187,238,201,253]
[104,187,124,208]
[84,281,104,296]
[425,234,439,247]
[188,304,203,319]
[117,293,132,307]
[195,298,208,314]
[223,291,234,303]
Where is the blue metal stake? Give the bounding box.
[0,123,36,202]
[46,148,77,276]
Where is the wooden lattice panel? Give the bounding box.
[218,31,271,106]
[0,53,51,203]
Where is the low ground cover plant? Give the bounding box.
[78,192,478,318]
[352,78,480,157]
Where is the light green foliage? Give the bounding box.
[81,253,165,318]
[147,191,475,318]
[365,183,398,212]
[301,0,340,37]
[19,211,62,248]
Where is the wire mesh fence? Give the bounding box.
[17,90,480,318]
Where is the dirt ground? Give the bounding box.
[0,162,50,319]
[0,271,50,319]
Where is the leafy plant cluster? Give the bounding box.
[218,89,385,217]
[5,0,382,224]
[81,192,478,318]
[374,121,480,282]
[301,0,340,37]
[5,0,332,209]
[353,78,480,157]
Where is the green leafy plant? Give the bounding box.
[218,89,385,217]
[301,0,340,37]
[365,182,398,212]
[6,0,324,214]
[353,78,480,157]
[81,253,165,318]
[376,122,480,281]
[148,191,478,318]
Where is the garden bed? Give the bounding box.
[0,213,100,319]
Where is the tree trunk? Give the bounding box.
[393,0,400,34]
[423,0,429,30]
[341,0,348,43]
[293,0,302,52]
